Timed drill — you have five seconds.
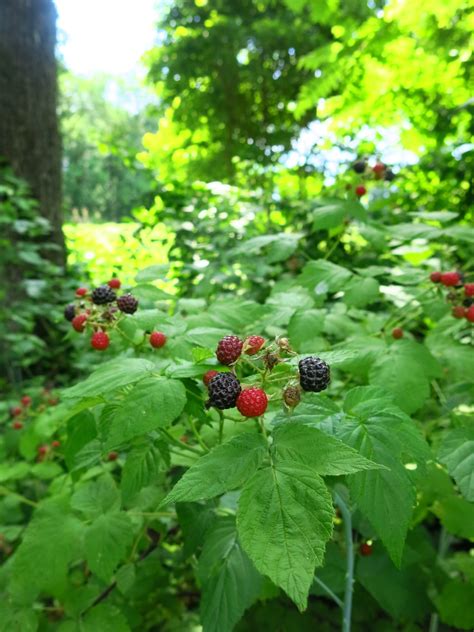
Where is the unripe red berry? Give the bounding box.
[452,306,466,319]
[236,387,268,417]
[283,385,301,408]
[72,314,88,333]
[430,271,442,283]
[180,435,189,443]
[91,331,110,351]
[48,397,59,406]
[203,369,219,386]
[107,451,119,461]
[216,335,243,365]
[392,327,403,339]
[355,185,367,197]
[149,331,167,348]
[372,162,385,179]
[12,421,23,430]
[440,272,461,287]
[464,283,474,297]
[21,395,32,407]
[11,407,22,417]
[51,440,61,448]
[244,335,265,355]
[38,445,48,456]
[466,306,474,323]
[359,542,373,556]
[76,287,88,297]
[107,278,121,289]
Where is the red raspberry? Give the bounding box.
[37,445,48,456]
[51,440,61,448]
[91,331,110,351]
[392,327,403,339]
[72,314,88,332]
[107,278,121,289]
[12,421,23,430]
[466,306,474,323]
[440,272,461,287]
[452,306,466,319]
[244,335,265,355]
[359,542,373,556]
[76,287,88,297]
[203,369,219,386]
[236,387,268,417]
[149,331,167,348]
[372,163,385,179]
[464,283,474,297]
[21,395,32,407]
[355,185,367,197]
[10,406,22,417]
[107,451,119,462]
[216,335,243,365]
[430,271,442,283]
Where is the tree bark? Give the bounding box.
[0,0,64,263]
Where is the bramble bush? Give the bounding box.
[0,159,473,632]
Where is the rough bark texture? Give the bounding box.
[0,0,64,262]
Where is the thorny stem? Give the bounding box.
[314,576,343,609]
[334,492,354,632]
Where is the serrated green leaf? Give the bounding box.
[0,604,38,632]
[162,434,267,505]
[63,359,155,400]
[237,460,334,610]
[198,516,261,632]
[82,603,131,632]
[298,260,353,293]
[438,427,474,502]
[71,475,120,519]
[105,377,186,449]
[272,396,343,428]
[11,498,82,598]
[287,309,325,351]
[84,512,134,581]
[343,276,380,307]
[273,424,384,475]
[121,443,162,502]
[116,563,136,594]
[432,495,474,539]
[434,579,474,630]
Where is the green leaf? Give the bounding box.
[11,498,82,598]
[287,309,325,351]
[434,579,474,630]
[198,516,261,632]
[63,359,155,400]
[432,495,474,539]
[272,396,343,429]
[121,443,163,502]
[84,512,134,581]
[273,424,384,475]
[116,563,136,594]
[105,377,186,449]
[298,260,353,293]
[438,426,474,502]
[338,387,430,565]
[0,604,38,632]
[71,475,120,519]
[82,603,131,632]
[343,276,380,307]
[237,461,334,610]
[161,434,267,505]
[135,264,169,282]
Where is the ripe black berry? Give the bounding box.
[64,304,76,321]
[206,372,241,409]
[353,160,366,174]
[117,293,139,314]
[463,298,474,308]
[298,357,330,393]
[91,285,116,305]
[384,169,395,182]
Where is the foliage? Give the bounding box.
[60,73,156,221]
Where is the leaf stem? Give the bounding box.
[159,429,204,455]
[314,576,343,609]
[218,410,224,444]
[188,418,210,452]
[0,486,38,507]
[334,492,354,632]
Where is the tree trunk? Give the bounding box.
[0,0,64,263]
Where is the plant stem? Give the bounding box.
[334,492,354,632]
[218,411,224,444]
[429,527,451,632]
[188,418,210,452]
[0,486,38,507]
[159,429,204,455]
[314,576,343,609]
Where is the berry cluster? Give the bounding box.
[202,335,330,418]
[430,271,474,322]
[9,389,59,430]
[64,278,140,351]
[351,159,395,198]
